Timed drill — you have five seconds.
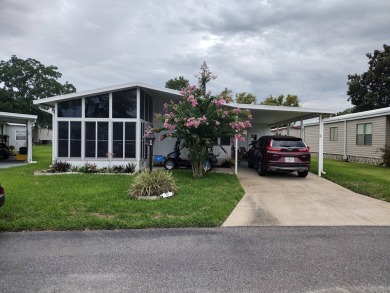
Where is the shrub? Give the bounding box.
[379,145,390,167]
[128,170,177,198]
[78,162,97,173]
[124,162,137,173]
[113,165,124,173]
[50,160,71,173]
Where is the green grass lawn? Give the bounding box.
[310,157,390,202]
[0,145,244,232]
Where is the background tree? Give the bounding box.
[347,44,390,112]
[152,63,252,178]
[235,92,257,104]
[260,94,300,107]
[0,55,76,126]
[165,76,189,91]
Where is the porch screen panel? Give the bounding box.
[58,99,82,117]
[85,94,109,118]
[125,122,136,158]
[70,122,81,157]
[113,122,124,158]
[85,122,96,157]
[97,122,108,157]
[112,89,137,118]
[141,123,146,159]
[58,121,69,157]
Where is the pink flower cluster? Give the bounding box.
[213,96,227,107]
[187,95,198,107]
[185,116,207,128]
[163,119,176,130]
[229,120,252,131]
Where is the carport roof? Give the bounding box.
[0,111,37,124]
[226,103,336,126]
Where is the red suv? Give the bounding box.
[247,136,311,177]
[0,183,4,207]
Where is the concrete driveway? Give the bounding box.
[223,167,390,226]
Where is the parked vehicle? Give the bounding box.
[0,143,10,160]
[0,183,5,207]
[247,135,311,177]
[164,140,218,171]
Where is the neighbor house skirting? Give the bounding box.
[310,152,383,165]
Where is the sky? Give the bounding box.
[1,0,389,112]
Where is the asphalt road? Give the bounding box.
[1,227,390,293]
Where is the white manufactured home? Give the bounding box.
[303,107,390,164]
[34,82,335,175]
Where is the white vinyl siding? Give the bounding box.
[386,116,390,146]
[324,122,344,155]
[303,125,319,152]
[347,116,386,159]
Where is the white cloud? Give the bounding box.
[1,0,389,111]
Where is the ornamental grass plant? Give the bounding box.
[128,170,177,198]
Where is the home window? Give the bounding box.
[84,122,109,158]
[112,122,136,158]
[330,127,338,141]
[58,121,81,157]
[15,131,26,141]
[85,94,109,118]
[356,123,372,146]
[112,89,137,118]
[58,99,82,117]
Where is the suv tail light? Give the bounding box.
[298,146,310,152]
[267,146,281,151]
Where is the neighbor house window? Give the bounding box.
[112,89,137,118]
[85,94,109,118]
[330,127,338,141]
[356,123,372,146]
[58,121,81,157]
[85,122,109,158]
[112,122,136,158]
[58,99,82,117]
[15,131,26,141]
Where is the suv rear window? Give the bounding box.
[271,139,306,148]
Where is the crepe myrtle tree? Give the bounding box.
[147,62,252,178]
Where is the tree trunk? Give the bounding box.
[189,144,207,178]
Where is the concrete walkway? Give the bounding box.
[223,167,390,226]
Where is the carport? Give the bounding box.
[0,111,37,163]
[226,103,337,177]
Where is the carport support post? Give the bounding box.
[318,114,324,177]
[27,119,33,163]
[234,136,238,175]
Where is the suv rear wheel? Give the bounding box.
[257,159,267,176]
[298,171,308,178]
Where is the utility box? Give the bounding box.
[16,154,27,161]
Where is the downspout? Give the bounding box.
[300,119,303,138]
[318,114,324,177]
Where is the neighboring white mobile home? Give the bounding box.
[303,107,390,164]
